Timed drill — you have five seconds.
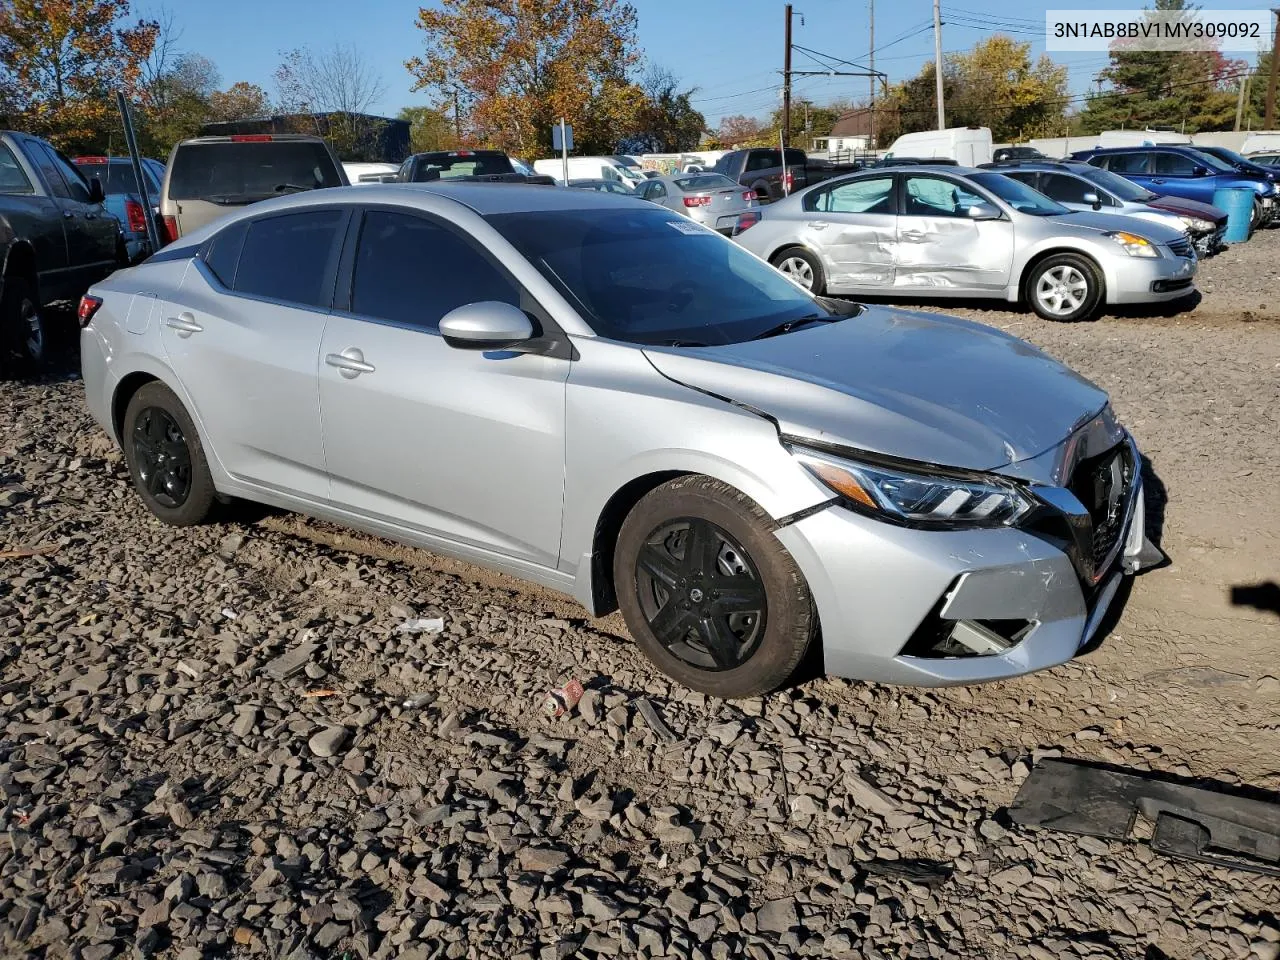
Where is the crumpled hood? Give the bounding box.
[642,305,1108,471]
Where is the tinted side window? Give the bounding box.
[25,140,71,198]
[745,151,779,172]
[201,219,250,287]
[1106,152,1150,174]
[1040,173,1093,204]
[233,210,345,307]
[0,143,33,194]
[46,146,92,202]
[650,182,668,199]
[350,210,519,332]
[1154,151,1195,176]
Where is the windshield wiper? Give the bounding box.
[750,314,838,341]
[274,183,315,194]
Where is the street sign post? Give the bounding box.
[554,120,573,183]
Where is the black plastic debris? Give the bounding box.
[861,858,952,888]
[1010,759,1280,877]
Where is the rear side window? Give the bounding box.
[0,143,33,194]
[350,210,519,332]
[201,219,249,287]
[43,145,92,203]
[168,141,342,201]
[745,151,779,172]
[233,210,345,308]
[1105,152,1149,174]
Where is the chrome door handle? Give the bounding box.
[808,220,830,230]
[164,312,203,337]
[325,347,375,379]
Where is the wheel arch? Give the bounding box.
[2,240,38,290]
[112,370,161,443]
[1018,246,1107,303]
[587,470,690,615]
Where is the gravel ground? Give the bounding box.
[1,232,1278,960]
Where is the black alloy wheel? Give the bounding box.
[132,406,194,508]
[634,517,767,671]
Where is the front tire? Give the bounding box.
[1,274,47,372]
[1026,253,1103,322]
[123,382,216,526]
[613,476,816,698]
[770,247,826,295]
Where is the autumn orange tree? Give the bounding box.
[406,0,644,155]
[0,0,158,150]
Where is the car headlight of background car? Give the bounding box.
[1104,231,1160,258]
[1179,216,1214,233]
[791,446,1035,528]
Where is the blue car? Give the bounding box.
[1070,145,1277,230]
[72,155,166,262]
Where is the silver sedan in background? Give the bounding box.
[734,166,1197,321]
[636,173,760,236]
[567,178,634,195]
[81,184,1158,698]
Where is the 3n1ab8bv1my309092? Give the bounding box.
[79,182,1162,698]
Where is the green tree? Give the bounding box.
[399,104,456,153]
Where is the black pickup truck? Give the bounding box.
[393,150,556,185]
[712,148,862,203]
[1,131,122,369]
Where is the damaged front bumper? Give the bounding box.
[775,440,1161,686]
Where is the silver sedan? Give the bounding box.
[81,184,1158,697]
[734,166,1197,321]
[635,173,759,235]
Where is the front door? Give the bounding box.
[159,208,346,502]
[318,208,570,569]
[895,174,1014,291]
[31,141,118,278]
[801,175,897,288]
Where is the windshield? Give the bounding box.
[1186,149,1234,173]
[414,152,514,179]
[612,156,641,168]
[1202,146,1257,170]
[486,208,844,346]
[168,141,342,201]
[969,173,1067,215]
[674,174,738,192]
[1076,164,1157,202]
[75,159,160,197]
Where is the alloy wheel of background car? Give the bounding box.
[1026,253,1102,322]
[770,247,825,295]
[123,381,217,526]
[614,475,816,698]
[1,275,46,372]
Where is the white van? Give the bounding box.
[532,156,647,187]
[343,161,399,185]
[883,127,993,166]
[1097,129,1191,147]
[1241,132,1280,155]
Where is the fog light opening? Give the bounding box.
[902,611,1034,659]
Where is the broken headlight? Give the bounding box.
[793,446,1035,528]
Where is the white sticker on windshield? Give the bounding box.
[667,219,712,235]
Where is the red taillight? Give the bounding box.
[160,215,179,245]
[78,295,103,328]
[742,191,754,202]
[683,195,711,207]
[783,170,795,191]
[734,211,761,235]
[231,134,273,142]
[125,199,147,233]
[452,150,473,156]
[74,156,109,164]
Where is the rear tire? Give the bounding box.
[1025,252,1103,322]
[123,382,216,526]
[770,247,826,295]
[613,476,816,698]
[1,274,46,373]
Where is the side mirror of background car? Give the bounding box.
[1192,166,1209,177]
[88,176,105,204]
[966,202,1002,221]
[1082,191,1101,210]
[439,301,534,351]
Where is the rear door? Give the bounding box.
[896,173,1013,291]
[1099,151,1156,189]
[20,137,116,285]
[317,207,570,567]
[800,175,897,288]
[161,208,347,501]
[0,139,69,293]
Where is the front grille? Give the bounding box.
[1067,443,1135,576]
[1167,237,1193,259]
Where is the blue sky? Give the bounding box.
[157,0,1258,128]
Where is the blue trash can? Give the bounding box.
[1212,187,1253,243]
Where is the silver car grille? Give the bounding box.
[1167,237,1193,259]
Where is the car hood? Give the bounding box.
[1144,194,1228,222]
[642,305,1108,471]
[1055,209,1186,244]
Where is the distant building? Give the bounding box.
[198,112,410,163]
[812,109,873,154]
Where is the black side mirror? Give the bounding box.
[88,176,105,204]
[1192,165,1208,177]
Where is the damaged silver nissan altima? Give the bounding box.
[79,183,1161,698]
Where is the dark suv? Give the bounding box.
[1070,145,1276,229]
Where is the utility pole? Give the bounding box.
[869,0,875,148]
[1267,8,1280,129]
[783,4,793,150]
[932,0,945,130]
[1236,71,1250,132]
